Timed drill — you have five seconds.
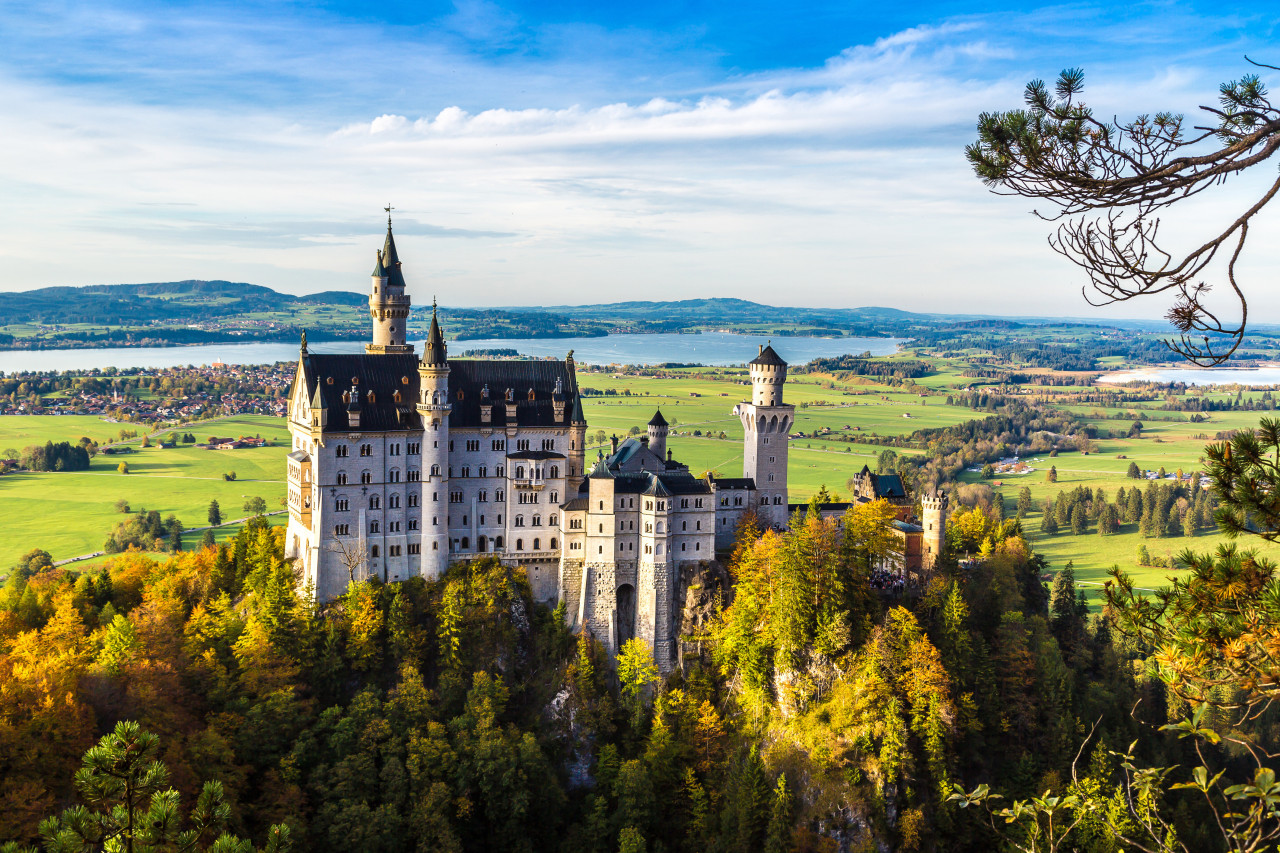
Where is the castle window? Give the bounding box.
[516,466,525,479]
[720,497,728,506]
[550,465,559,478]
[695,542,701,551]
[394,391,402,403]
[496,465,504,477]
[370,496,381,510]
[760,496,767,505]
[550,491,558,504]
[390,469,401,483]
[370,544,379,557]
[337,472,347,485]
[682,521,687,531]
[767,474,774,482]
[533,538,540,550]
[449,441,454,452]
[549,513,557,526]
[361,471,372,484]
[366,391,375,404]
[389,494,400,509]
[517,439,529,451]
[533,515,541,527]
[495,536,504,548]
[774,496,783,505]
[336,445,349,457]
[467,440,480,452]
[409,518,418,530]
[370,520,380,533]
[352,377,359,385]
[492,439,505,451]
[681,543,686,552]
[695,498,703,508]
[645,523,652,533]
[456,390,464,400]
[408,542,420,554]
[658,501,665,511]
[334,524,350,536]
[543,439,554,451]
[619,542,625,551]
[408,469,420,482]
[335,498,349,512]
[657,522,663,533]
[527,389,535,401]
[327,377,335,385]
[656,544,663,555]
[599,501,604,511]
[402,376,410,385]
[515,515,524,527]
[408,442,420,454]
[430,464,440,476]
[496,489,504,501]
[360,444,371,456]
[645,501,652,511]
[342,391,350,404]
[478,490,488,502]
[516,539,524,551]
[681,499,688,509]
[696,521,701,530]
[550,537,558,549]
[461,466,470,477]
[461,537,469,549]
[598,546,603,554]
[433,542,438,550]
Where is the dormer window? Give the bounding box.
[393,391,402,403]
[366,391,375,403]
[456,389,464,400]
[527,388,535,401]
[342,391,350,404]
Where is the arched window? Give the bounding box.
[515,515,524,527]
[533,515,541,527]
[516,466,525,479]
[516,538,523,551]
[370,545,379,558]
[550,491,558,504]
[495,536,504,549]
[550,465,559,478]
[533,538,540,550]
[337,472,347,485]
[550,537,558,549]
[393,390,402,403]
[370,495,381,509]
[389,494,400,508]
[431,464,440,476]
[461,536,469,549]
[527,388,535,401]
[361,471,372,484]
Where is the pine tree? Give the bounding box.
[764,774,795,853]
[1183,508,1197,538]
[208,499,222,526]
[1046,465,1058,483]
[1016,486,1033,519]
[1127,461,1141,478]
[1041,510,1059,536]
[1070,503,1087,535]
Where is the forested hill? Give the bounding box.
[0,281,365,326]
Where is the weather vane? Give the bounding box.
[384,203,394,226]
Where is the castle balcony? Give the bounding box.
[512,477,546,490]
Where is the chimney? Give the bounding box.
[610,434,619,454]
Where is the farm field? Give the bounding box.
[4,356,1277,606]
[0,415,288,568]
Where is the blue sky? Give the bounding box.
[0,0,1276,319]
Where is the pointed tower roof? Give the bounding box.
[422,299,448,366]
[571,393,586,424]
[310,376,326,410]
[648,408,668,427]
[589,451,613,479]
[371,249,386,278]
[381,210,407,289]
[750,343,787,367]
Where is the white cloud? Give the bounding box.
[0,5,1277,324]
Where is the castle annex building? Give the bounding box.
[286,215,945,670]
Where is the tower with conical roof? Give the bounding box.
[647,409,668,461]
[416,300,451,579]
[733,342,794,529]
[366,207,414,355]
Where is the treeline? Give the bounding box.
[0,365,287,403]
[16,440,93,472]
[1030,480,1218,540]
[802,355,933,378]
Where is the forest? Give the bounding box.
[2,426,1278,853]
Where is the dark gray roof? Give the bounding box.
[299,350,582,433]
[301,352,422,432]
[648,409,667,427]
[562,496,589,511]
[371,250,386,278]
[750,344,786,367]
[448,359,578,428]
[870,472,907,499]
[710,476,756,490]
[381,220,406,289]
[507,450,566,460]
[423,305,447,366]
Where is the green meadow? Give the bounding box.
[0,415,288,568]
[4,359,1276,606]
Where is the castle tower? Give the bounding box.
[647,409,668,461]
[920,488,948,570]
[367,208,414,355]
[416,303,451,578]
[733,343,794,529]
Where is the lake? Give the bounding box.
[0,332,902,373]
[1098,367,1280,386]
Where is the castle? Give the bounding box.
[285,215,946,670]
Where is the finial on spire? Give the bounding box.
[384,203,394,227]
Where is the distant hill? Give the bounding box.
[0,280,365,325]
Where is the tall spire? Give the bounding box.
[381,205,406,289]
[423,298,447,366]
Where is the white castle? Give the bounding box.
[285,215,943,671]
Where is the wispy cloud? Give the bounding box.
[0,0,1276,319]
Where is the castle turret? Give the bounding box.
[367,208,413,355]
[416,302,451,578]
[647,409,668,461]
[921,488,949,570]
[733,343,794,529]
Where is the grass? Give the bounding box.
[0,416,289,568]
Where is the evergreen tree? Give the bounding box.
[201,528,216,551]
[1069,503,1087,535]
[1041,510,1059,536]
[764,774,795,853]
[208,499,222,526]
[1016,486,1033,519]
[1046,465,1057,483]
[1127,460,1141,478]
